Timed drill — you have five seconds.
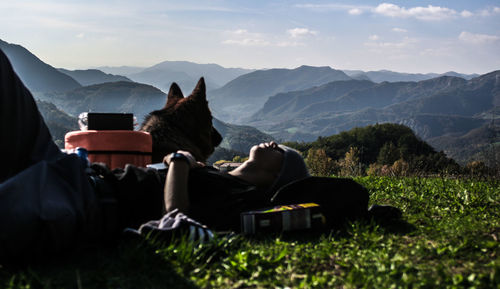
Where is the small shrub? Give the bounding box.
[339,147,364,177]
[305,148,338,176]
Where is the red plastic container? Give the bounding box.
[65,130,152,169]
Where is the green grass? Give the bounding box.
[1,176,499,288]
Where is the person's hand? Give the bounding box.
[163,150,205,169]
[258,141,279,149]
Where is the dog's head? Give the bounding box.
[141,78,222,162]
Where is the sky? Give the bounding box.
[1,0,499,74]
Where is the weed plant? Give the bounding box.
[1,176,498,288]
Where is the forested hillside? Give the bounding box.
[285,123,459,175]
[36,100,78,147]
[38,81,167,123]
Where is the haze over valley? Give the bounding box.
[1,38,498,166]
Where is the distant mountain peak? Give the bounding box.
[58,68,132,86]
[127,59,254,93]
[296,65,331,70]
[0,38,81,93]
[209,65,353,123]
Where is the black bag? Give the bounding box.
[270,177,369,228]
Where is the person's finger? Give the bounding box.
[194,161,205,168]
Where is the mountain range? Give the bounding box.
[99,61,254,94]
[58,68,132,86]
[244,71,499,164]
[1,38,497,165]
[36,81,274,156]
[208,65,352,122]
[251,76,472,125]
[0,39,271,155]
[97,66,145,76]
[343,69,479,83]
[38,81,167,123]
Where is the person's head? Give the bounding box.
[247,141,285,175]
[232,141,309,191]
[269,144,310,192]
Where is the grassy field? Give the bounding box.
[1,176,499,288]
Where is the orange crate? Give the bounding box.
[65,130,152,169]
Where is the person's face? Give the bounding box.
[249,141,284,173]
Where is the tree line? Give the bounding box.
[283,123,497,178]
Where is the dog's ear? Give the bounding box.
[190,77,206,101]
[165,82,184,108]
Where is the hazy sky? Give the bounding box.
[1,0,499,74]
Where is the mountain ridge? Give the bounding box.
[244,70,499,164]
[124,60,253,94]
[343,69,479,83]
[58,68,132,86]
[38,81,167,123]
[2,38,497,165]
[0,39,81,93]
[209,65,352,122]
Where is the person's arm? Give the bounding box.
[163,151,203,214]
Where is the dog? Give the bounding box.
[140,77,222,163]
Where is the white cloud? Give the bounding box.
[76,33,85,38]
[373,3,403,17]
[374,3,457,21]
[459,31,500,44]
[233,29,248,35]
[276,41,304,47]
[419,44,456,57]
[297,2,499,20]
[223,29,270,46]
[222,39,271,47]
[223,29,312,47]
[295,3,370,11]
[348,8,363,15]
[392,27,407,33]
[295,3,371,16]
[364,37,417,50]
[35,16,88,30]
[479,6,500,16]
[368,35,379,41]
[460,10,473,18]
[287,28,318,38]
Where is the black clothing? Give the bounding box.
[0,49,101,262]
[0,49,62,183]
[90,163,165,234]
[188,167,269,230]
[91,164,266,232]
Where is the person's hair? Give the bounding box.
[269,145,310,192]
